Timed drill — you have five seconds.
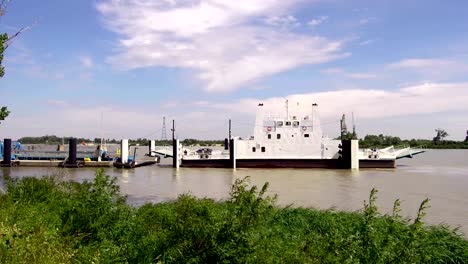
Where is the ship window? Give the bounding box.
[304,134,310,138]
[277,121,283,127]
[293,121,300,127]
[252,147,256,152]
[268,134,271,139]
[285,121,291,126]
[277,134,281,139]
[261,147,265,152]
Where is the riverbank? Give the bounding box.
[1,170,467,263]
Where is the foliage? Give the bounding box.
[359,133,468,149]
[0,106,9,123]
[1,32,9,123]
[0,32,6,77]
[359,134,402,147]
[1,171,467,263]
[433,128,449,144]
[1,3,9,120]
[16,133,468,149]
[16,135,225,146]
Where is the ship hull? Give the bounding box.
[180,158,395,169]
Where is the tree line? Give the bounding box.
[16,135,225,147]
[358,134,468,149]
[15,132,468,149]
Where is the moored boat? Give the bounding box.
[156,101,424,169]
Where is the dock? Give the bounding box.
[10,160,114,168]
[1,138,159,169]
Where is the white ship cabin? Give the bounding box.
[235,102,341,159]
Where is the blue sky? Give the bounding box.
[1,0,468,140]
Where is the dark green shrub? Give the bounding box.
[0,172,467,263]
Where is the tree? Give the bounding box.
[0,25,6,77]
[0,106,10,124]
[1,0,10,76]
[433,129,448,144]
[1,0,20,125]
[1,4,8,124]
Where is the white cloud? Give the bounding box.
[206,82,468,138]
[265,15,300,27]
[79,56,94,68]
[308,16,328,27]
[3,83,468,139]
[359,17,376,25]
[96,0,345,92]
[387,58,468,78]
[359,39,375,46]
[345,73,377,79]
[47,99,70,107]
[322,68,377,79]
[388,58,455,70]
[262,82,468,120]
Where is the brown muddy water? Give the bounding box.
[1,148,467,236]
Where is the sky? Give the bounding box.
[1,0,468,140]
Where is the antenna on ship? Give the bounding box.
[161,116,167,141]
[351,112,357,139]
[285,99,289,119]
[340,114,348,140]
[171,119,175,140]
[229,119,232,139]
[312,103,317,128]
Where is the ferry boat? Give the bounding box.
[156,101,424,168]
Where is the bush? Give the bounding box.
[0,171,467,263]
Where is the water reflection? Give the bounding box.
[121,169,130,184]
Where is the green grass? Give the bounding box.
[1,170,467,263]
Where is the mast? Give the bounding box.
[100,111,104,146]
[285,99,289,119]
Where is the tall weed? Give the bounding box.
[0,172,467,263]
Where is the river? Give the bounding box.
[1,149,467,236]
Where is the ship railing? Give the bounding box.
[394,144,426,151]
[264,113,283,120]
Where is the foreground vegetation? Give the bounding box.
[1,170,467,263]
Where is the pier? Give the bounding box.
[1,138,158,169]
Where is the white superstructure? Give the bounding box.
[156,101,424,168]
[233,102,340,160]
